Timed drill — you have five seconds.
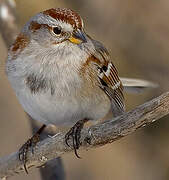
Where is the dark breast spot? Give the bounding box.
[25,74,54,95]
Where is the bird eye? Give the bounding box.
[53,26,62,35]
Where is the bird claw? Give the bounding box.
[65,119,88,158]
[18,124,46,173]
[18,134,40,174]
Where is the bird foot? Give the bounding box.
[18,124,46,174]
[65,119,88,158]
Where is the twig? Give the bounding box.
[0,91,169,179]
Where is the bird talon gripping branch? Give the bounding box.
[18,125,46,173]
[65,119,88,158]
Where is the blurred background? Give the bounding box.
[0,0,169,180]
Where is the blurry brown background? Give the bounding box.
[0,0,169,180]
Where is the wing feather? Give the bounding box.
[92,39,125,116]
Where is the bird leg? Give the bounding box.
[65,119,88,158]
[19,124,46,174]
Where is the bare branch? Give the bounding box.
[0,91,169,179]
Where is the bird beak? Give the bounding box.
[69,30,87,44]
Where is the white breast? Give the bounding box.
[6,40,111,127]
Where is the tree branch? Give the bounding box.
[0,91,169,179]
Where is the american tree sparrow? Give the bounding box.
[6,8,156,172]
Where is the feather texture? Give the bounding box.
[91,40,125,116]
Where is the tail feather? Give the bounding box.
[120,77,158,93]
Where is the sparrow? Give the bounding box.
[6,8,156,172]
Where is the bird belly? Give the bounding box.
[7,65,111,127]
[15,86,111,127]
[16,91,82,126]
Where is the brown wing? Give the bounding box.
[92,39,125,116]
[98,62,125,116]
